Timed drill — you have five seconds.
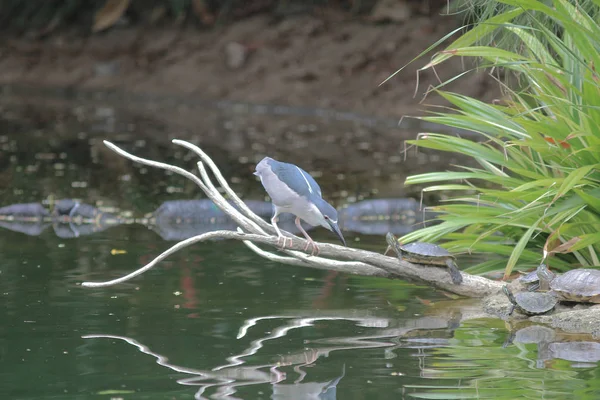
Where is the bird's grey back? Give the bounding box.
[257,157,322,199]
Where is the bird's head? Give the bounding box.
[312,197,346,246]
[253,157,272,178]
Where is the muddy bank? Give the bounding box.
[0,7,499,120]
[0,4,504,215]
[0,6,498,201]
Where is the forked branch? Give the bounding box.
[81,140,502,298]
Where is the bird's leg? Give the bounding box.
[271,215,292,249]
[295,217,319,256]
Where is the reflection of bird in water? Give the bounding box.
[83,332,350,400]
[312,271,348,309]
[272,363,346,400]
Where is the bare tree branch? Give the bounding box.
[81,139,503,298]
[173,139,274,233]
[239,229,388,276]
[103,140,264,235]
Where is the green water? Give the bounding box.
[2,100,600,399]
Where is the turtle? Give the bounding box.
[537,264,600,303]
[547,342,600,365]
[385,232,463,284]
[519,269,541,291]
[502,324,556,348]
[502,285,557,316]
[518,263,553,291]
[535,262,558,291]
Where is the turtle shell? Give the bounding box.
[513,326,556,344]
[399,242,454,261]
[519,270,539,284]
[548,342,600,363]
[519,269,542,291]
[550,269,600,303]
[386,233,462,284]
[514,291,557,315]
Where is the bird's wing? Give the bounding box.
[269,161,323,198]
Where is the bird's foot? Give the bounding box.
[277,235,293,250]
[304,240,320,257]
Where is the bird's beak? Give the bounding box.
[327,220,346,246]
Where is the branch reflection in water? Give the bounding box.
[84,312,393,399]
[82,304,476,399]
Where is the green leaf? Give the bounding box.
[574,189,600,215]
[552,164,598,202]
[503,217,544,279]
[425,8,525,68]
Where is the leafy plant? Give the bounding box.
[454,0,600,52]
[395,0,600,277]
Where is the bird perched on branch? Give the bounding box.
[254,157,346,255]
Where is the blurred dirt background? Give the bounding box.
[0,0,500,119]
